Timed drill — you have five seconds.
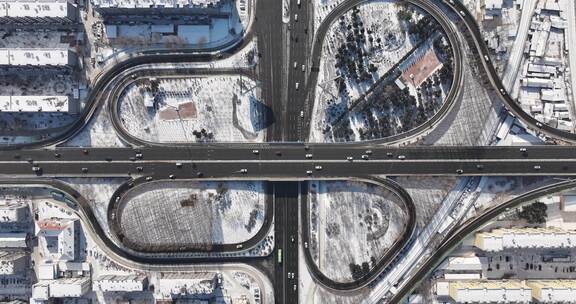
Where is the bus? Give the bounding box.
[277,249,283,264]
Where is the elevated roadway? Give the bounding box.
[388,178,576,303]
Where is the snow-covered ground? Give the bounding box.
[393,176,458,228]
[118,181,266,248]
[310,1,451,142]
[308,180,407,282]
[59,178,130,236]
[118,75,266,143]
[62,98,128,147]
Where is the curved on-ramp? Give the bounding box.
[107,67,260,147]
[107,177,275,255]
[303,0,464,145]
[389,177,576,303]
[300,176,417,292]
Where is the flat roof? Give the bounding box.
[0,95,68,112]
[0,48,71,66]
[91,0,221,8]
[1,0,72,18]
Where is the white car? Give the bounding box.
[295,82,300,90]
[346,156,353,161]
[519,148,527,152]
[398,155,406,160]
[301,64,305,72]
[300,111,304,118]
[361,154,369,160]
[304,242,308,248]
[252,149,259,154]
[294,14,298,21]
[306,170,313,175]
[534,165,541,170]
[293,61,297,69]
[240,168,248,173]
[305,154,313,159]
[315,165,322,170]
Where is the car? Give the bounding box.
[176,162,183,168]
[534,165,541,170]
[236,244,243,249]
[136,167,143,172]
[314,165,322,170]
[300,111,304,118]
[304,145,310,150]
[304,242,308,248]
[519,148,527,152]
[83,149,89,155]
[129,157,136,162]
[361,154,369,160]
[169,174,175,179]
[305,154,313,159]
[293,284,297,291]
[295,82,299,90]
[252,149,259,154]
[276,151,283,156]
[240,168,248,173]
[536,122,543,128]
[294,14,298,21]
[293,61,297,69]
[105,157,112,162]
[398,155,406,160]
[347,156,353,161]
[306,170,313,175]
[81,168,88,173]
[290,235,295,243]
[456,169,464,174]
[476,164,484,170]
[197,172,204,178]
[54,153,61,158]
[135,152,143,159]
[386,152,393,157]
[365,150,372,155]
[146,176,153,181]
[301,64,305,72]
[297,0,300,6]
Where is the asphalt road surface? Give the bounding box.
[273,182,300,304]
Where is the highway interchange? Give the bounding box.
[3,0,576,303]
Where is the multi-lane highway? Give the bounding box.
[4,0,576,302]
[4,146,576,178]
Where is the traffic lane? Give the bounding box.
[6,144,576,163]
[273,182,299,304]
[3,159,576,177]
[273,183,286,304]
[284,182,299,303]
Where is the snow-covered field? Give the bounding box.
[118,181,266,249]
[118,75,266,143]
[60,178,129,235]
[62,98,128,147]
[308,180,407,282]
[393,176,458,228]
[310,1,451,142]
